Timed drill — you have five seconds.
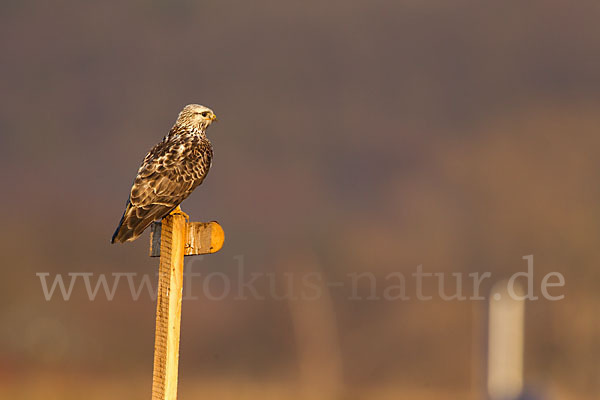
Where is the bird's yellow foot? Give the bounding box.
[170,205,189,220]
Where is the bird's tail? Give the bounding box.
[111,199,132,244]
[111,199,174,243]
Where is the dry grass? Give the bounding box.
[0,371,592,400]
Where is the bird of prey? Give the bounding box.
[111,104,217,243]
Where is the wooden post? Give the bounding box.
[149,209,224,400]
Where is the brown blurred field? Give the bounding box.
[1,0,600,399]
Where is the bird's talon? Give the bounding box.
[170,206,189,220]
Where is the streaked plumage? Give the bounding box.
[111,104,217,243]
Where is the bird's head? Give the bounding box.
[176,104,217,131]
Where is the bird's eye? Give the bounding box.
[201,111,210,117]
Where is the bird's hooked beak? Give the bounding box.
[210,113,218,122]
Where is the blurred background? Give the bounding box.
[1,0,599,399]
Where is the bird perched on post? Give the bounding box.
[111,104,217,243]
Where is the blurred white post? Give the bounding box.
[487,281,525,400]
[284,253,343,400]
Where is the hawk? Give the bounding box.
[111,104,217,243]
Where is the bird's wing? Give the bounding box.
[111,135,212,243]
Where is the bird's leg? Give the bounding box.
[170,205,189,220]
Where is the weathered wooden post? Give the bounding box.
[148,207,224,400]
